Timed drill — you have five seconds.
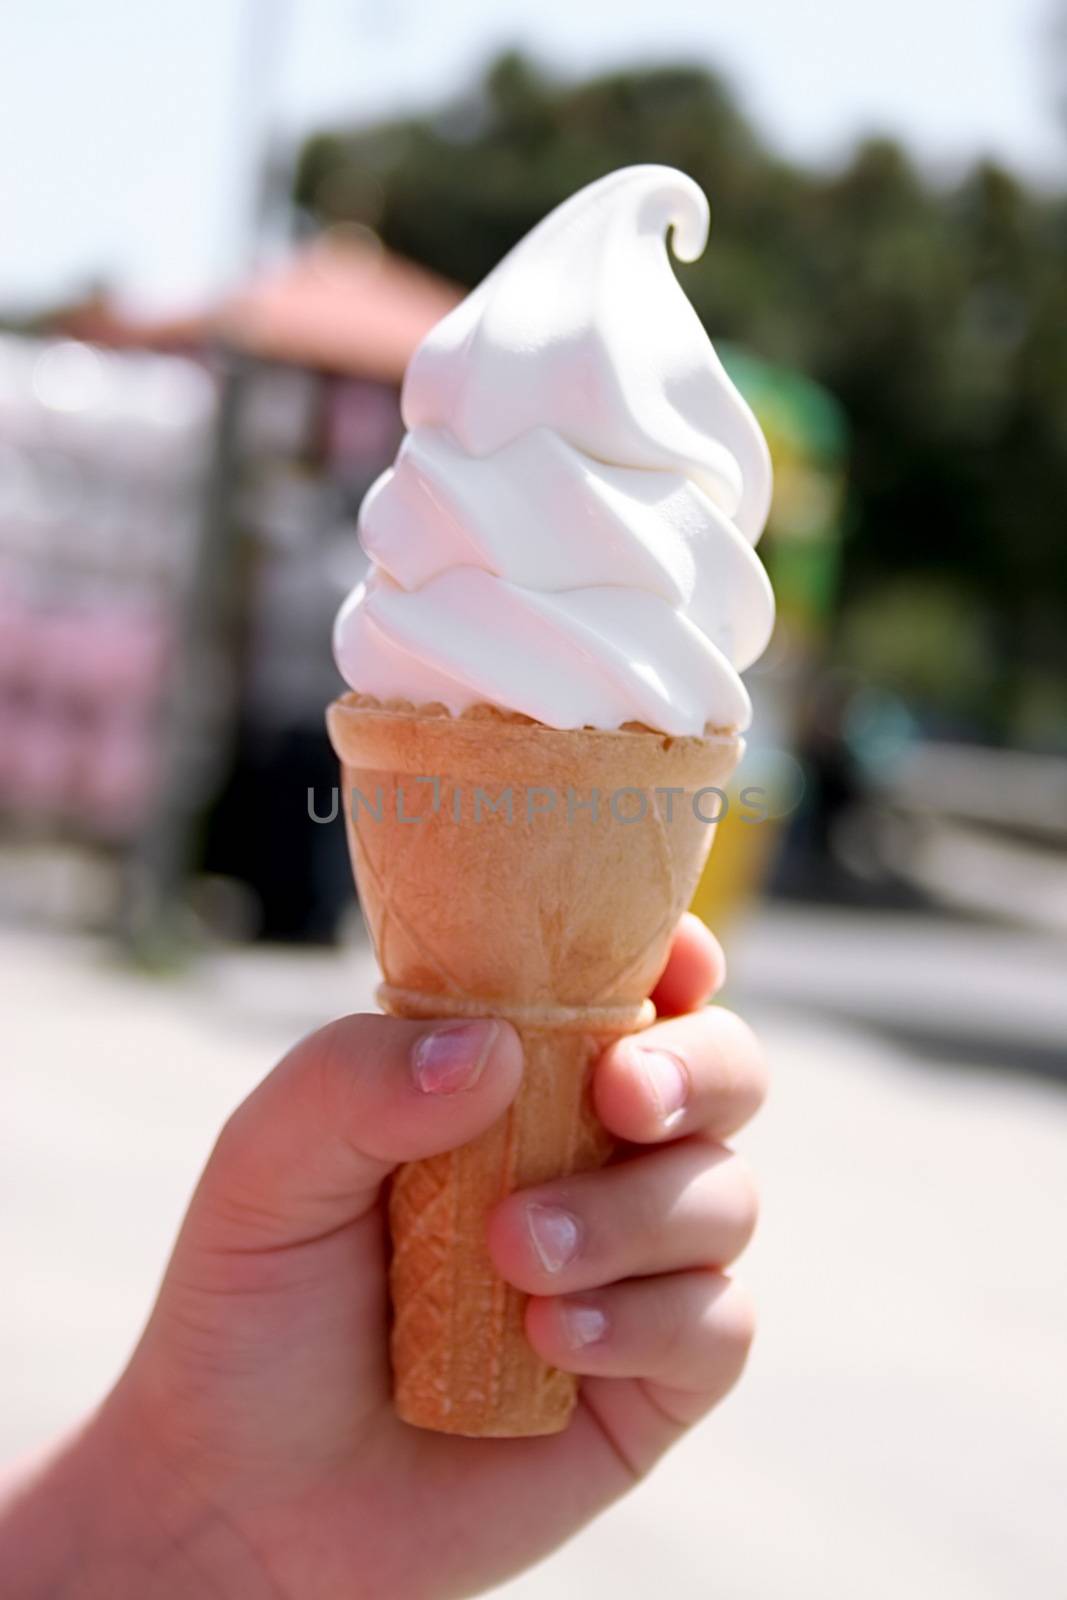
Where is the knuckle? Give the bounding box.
[306,1017,386,1140]
[208,1101,252,1174]
[718,1279,758,1366]
[688,1145,759,1261]
[654,1279,694,1365]
[712,1008,770,1114]
[726,1154,761,1246]
[695,1149,760,1261]
[581,1184,650,1276]
[311,1027,352,1122]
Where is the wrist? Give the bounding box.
[0,1384,270,1600]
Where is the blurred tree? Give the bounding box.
[294,52,1067,747]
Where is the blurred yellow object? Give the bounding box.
[687,348,849,930]
[690,810,781,933]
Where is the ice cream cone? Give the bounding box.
[326,692,743,1437]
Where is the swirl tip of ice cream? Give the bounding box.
[334,165,774,738]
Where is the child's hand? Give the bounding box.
[5,916,766,1600]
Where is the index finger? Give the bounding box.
[650,912,726,1017]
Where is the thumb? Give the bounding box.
[189,1014,523,1254]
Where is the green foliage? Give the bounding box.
[293,52,1067,746]
[839,579,998,722]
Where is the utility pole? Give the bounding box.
[121,0,293,962]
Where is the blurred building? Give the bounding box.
[0,335,217,928]
[1,234,462,945]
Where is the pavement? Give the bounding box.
[4,907,1066,1599]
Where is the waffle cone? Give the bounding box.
[326,693,742,1437]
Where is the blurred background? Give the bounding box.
[2,3,1065,1596]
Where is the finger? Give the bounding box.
[650,912,725,1017]
[488,1139,757,1294]
[526,1270,756,1406]
[193,1014,522,1252]
[594,1006,768,1145]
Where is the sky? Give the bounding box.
[0,0,1062,313]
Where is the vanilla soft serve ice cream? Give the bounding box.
[333,165,774,736]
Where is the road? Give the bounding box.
[3,907,1066,1598]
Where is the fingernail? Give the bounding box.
[561,1301,608,1350]
[526,1203,581,1274]
[636,1047,689,1122]
[412,1021,499,1095]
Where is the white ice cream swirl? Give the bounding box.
[333,165,774,734]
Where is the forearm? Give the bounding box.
[0,1392,269,1600]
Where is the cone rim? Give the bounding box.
[327,690,742,753]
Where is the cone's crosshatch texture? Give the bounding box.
[326,693,743,1436]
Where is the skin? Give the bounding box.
[1,915,767,1599]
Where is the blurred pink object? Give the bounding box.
[0,590,31,797]
[29,606,168,700]
[0,600,171,828]
[81,712,159,837]
[7,710,73,813]
[71,605,173,705]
